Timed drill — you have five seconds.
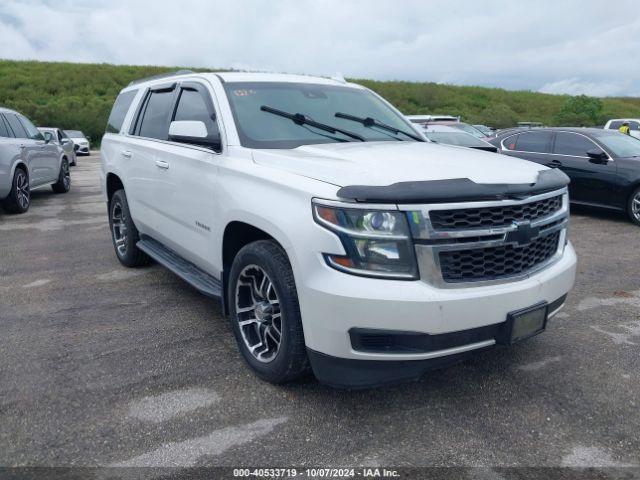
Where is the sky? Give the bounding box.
[1,0,639,97]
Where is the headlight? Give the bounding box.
[313,201,418,280]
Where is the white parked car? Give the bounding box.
[604,119,640,139]
[101,72,576,388]
[65,130,91,155]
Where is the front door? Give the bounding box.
[151,82,222,272]
[549,131,618,205]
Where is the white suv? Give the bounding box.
[101,71,576,388]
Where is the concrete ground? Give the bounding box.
[1,154,639,471]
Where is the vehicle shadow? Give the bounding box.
[570,204,629,224]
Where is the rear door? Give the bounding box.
[549,131,618,205]
[0,115,27,191]
[126,83,179,239]
[3,113,44,185]
[499,130,554,165]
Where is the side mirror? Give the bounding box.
[61,138,70,145]
[587,149,609,164]
[43,132,54,144]
[169,120,221,151]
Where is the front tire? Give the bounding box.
[108,189,150,267]
[628,186,640,226]
[2,167,30,214]
[228,240,309,384]
[51,158,71,193]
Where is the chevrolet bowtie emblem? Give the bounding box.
[506,221,540,246]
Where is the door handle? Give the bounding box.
[155,160,169,169]
[121,150,132,159]
[547,160,563,168]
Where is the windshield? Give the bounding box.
[224,82,419,149]
[593,131,640,157]
[424,131,490,147]
[65,130,84,138]
[451,123,486,138]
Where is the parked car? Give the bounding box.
[38,127,77,166]
[406,114,460,123]
[422,125,498,152]
[102,71,576,388]
[491,127,640,225]
[423,120,489,139]
[473,124,495,136]
[0,107,71,213]
[604,119,640,139]
[518,122,544,128]
[65,130,91,155]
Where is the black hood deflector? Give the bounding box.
[336,168,570,204]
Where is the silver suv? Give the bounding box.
[38,127,77,166]
[0,107,71,214]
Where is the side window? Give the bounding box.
[106,89,138,134]
[137,90,175,140]
[18,115,44,140]
[0,115,10,138]
[553,132,597,157]
[514,131,552,153]
[173,87,219,142]
[630,121,640,131]
[4,114,28,139]
[503,134,519,150]
[608,121,622,130]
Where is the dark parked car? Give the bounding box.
[423,125,498,152]
[490,128,640,225]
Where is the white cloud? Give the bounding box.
[1,0,639,96]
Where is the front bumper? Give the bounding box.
[297,242,576,385]
[75,144,90,154]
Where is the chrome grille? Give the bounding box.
[429,195,562,230]
[404,189,570,288]
[439,231,560,282]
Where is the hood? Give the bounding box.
[251,141,546,188]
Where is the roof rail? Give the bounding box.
[128,69,195,86]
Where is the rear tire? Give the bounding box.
[2,167,30,214]
[228,240,310,384]
[51,158,71,194]
[628,186,640,226]
[108,189,150,267]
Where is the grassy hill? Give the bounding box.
[1,59,639,146]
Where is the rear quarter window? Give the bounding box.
[0,115,10,137]
[513,131,552,153]
[106,90,138,134]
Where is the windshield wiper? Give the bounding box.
[260,105,365,142]
[335,112,424,142]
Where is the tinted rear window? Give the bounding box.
[553,132,597,157]
[106,90,138,134]
[137,90,175,140]
[0,115,10,137]
[514,131,552,153]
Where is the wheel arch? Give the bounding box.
[221,220,290,316]
[106,172,125,205]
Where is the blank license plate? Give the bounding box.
[508,303,548,343]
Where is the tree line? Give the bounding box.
[1,60,639,146]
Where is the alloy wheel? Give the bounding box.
[633,191,640,222]
[235,265,282,363]
[111,199,128,257]
[62,160,70,190]
[15,170,30,210]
